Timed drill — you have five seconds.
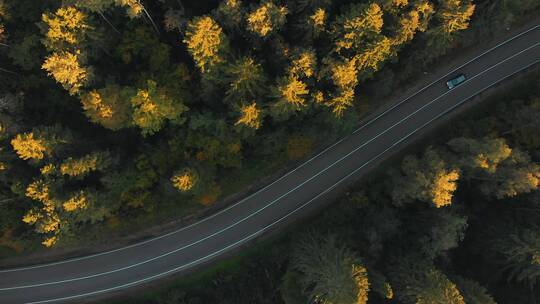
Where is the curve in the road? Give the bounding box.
[2,23,538,275]
[1,24,538,274]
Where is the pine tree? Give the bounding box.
[214,0,244,34]
[490,227,540,289]
[223,57,267,104]
[291,233,370,304]
[452,276,497,304]
[389,258,465,304]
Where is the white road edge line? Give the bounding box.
[25,57,540,304]
[1,24,537,274]
[3,39,539,292]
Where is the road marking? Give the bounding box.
[352,24,540,135]
[2,23,537,275]
[2,40,538,293]
[23,57,540,304]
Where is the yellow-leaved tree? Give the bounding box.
[331,3,384,54]
[59,151,111,179]
[80,85,133,130]
[437,0,475,35]
[247,0,288,38]
[309,8,327,35]
[183,16,229,73]
[42,50,91,95]
[289,48,317,79]
[235,102,262,130]
[391,148,461,208]
[274,76,309,111]
[11,126,71,162]
[171,168,199,192]
[130,80,187,136]
[41,6,90,51]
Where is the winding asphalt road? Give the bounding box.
[1,25,539,304]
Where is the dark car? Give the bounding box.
[446,74,467,89]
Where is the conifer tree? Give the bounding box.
[291,233,370,304]
[223,57,267,104]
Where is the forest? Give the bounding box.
[120,70,540,304]
[0,0,540,302]
[0,0,537,264]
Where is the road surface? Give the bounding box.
[1,25,539,304]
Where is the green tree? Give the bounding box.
[391,148,460,208]
[447,137,540,198]
[452,276,497,304]
[390,258,465,304]
[290,233,370,304]
[418,209,468,259]
[223,57,267,104]
[7,34,41,70]
[500,98,540,150]
[80,85,133,131]
[447,137,512,174]
[130,80,188,136]
[489,227,540,290]
[213,0,244,34]
[477,150,540,199]
[115,25,170,72]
